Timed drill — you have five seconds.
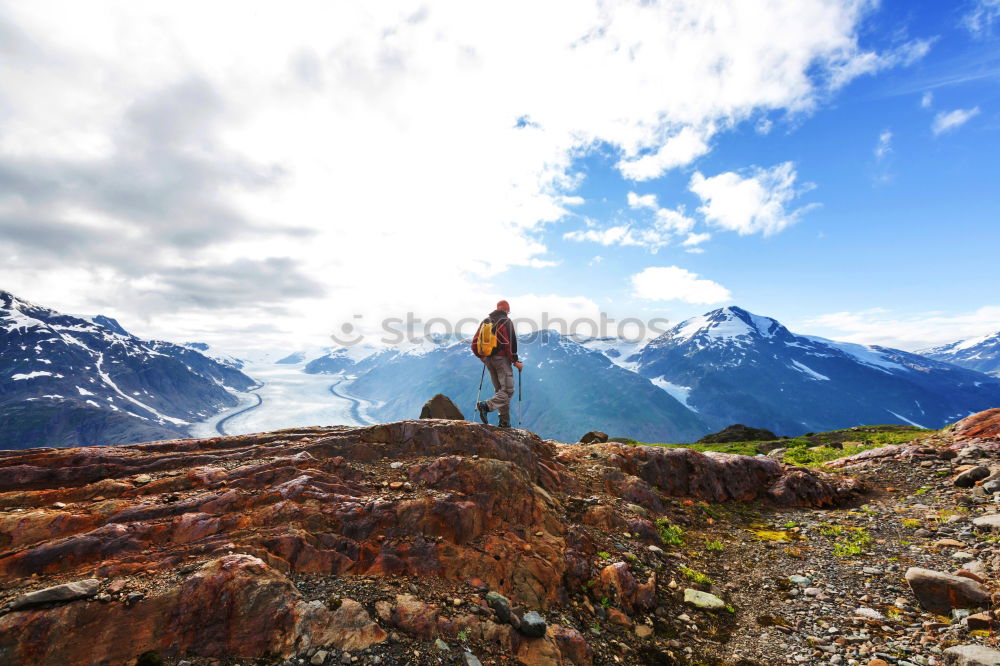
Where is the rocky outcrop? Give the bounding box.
[419,393,465,420]
[579,431,609,444]
[0,419,864,664]
[904,567,990,614]
[948,408,1000,441]
[697,423,778,444]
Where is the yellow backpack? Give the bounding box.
[476,320,498,356]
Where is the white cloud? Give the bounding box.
[803,306,1000,351]
[689,162,816,236]
[564,194,696,252]
[920,91,933,108]
[618,126,711,181]
[874,130,892,159]
[627,192,658,210]
[963,0,1000,36]
[0,1,921,347]
[932,107,981,135]
[681,232,711,247]
[631,266,731,304]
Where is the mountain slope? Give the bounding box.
[919,332,1000,378]
[627,306,1000,435]
[0,291,256,449]
[337,331,708,442]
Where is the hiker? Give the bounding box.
[472,300,523,427]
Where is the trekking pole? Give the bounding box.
[518,367,522,426]
[474,363,486,419]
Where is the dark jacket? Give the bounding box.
[471,309,518,362]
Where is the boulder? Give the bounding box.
[943,644,1000,665]
[9,578,100,610]
[904,567,989,614]
[973,514,1000,532]
[955,466,990,488]
[579,431,609,444]
[948,408,1000,441]
[698,424,778,444]
[419,394,465,420]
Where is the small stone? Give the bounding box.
[389,462,403,469]
[853,607,884,621]
[965,612,994,630]
[133,474,153,485]
[933,538,966,548]
[462,653,484,666]
[683,588,726,610]
[868,660,890,666]
[435,638,450,651]
[789,575,812,586]
[485,591,512,624]
[310,650,328,665]
[803,587,822,597]
[52,502,66,509]
[519,610,547,638]
[452,598,462,607]
[952,551,975,561]
[125,592,145,605]
[341,653,352,665]
[388,481,404,490]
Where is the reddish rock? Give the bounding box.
[949,408,1000,441]
[905,567,989,614]
[0,419,864,664]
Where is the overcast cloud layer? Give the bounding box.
[0,1,952,349]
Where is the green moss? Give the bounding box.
[655,518,684,546]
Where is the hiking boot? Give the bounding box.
[476,401,489,425]
[498,414,511,428]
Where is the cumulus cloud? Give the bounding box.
[932,107,981,135]
[0,1,923,346]
[689,162,816,236]
[921,91,933,108]
[874,130,892,159]
[631,266,731,304]
[804,306,1000,351]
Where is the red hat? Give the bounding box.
[496,300,510,312]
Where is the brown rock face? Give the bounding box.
[419,394,465,420]
[949,408,1000,441]
[0,419,863,664]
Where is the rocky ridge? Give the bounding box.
[0,418,861,665]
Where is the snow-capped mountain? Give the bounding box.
[625,306,1000,435]
[0,291,256,449]
[919,332,1000,378]
[306,330,708,443]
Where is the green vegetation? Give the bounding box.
[914,486,930,495]
[629,424,936,466]
[600,597,611,608]
[597,551,611,560]
[901,518,922,529]
[680,566,712,585]
[818,524,872,557]
[457,629,470,642]
[705,539,725,552]
[655,518,685,546]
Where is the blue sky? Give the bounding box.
[0,1,997,352]
[502,0,1000,347]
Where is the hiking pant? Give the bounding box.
[484,355,514,418]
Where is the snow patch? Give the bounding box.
[886,410,926,428]
[789,360,830,381]
[650,376,699,412]
[11,370,53,380]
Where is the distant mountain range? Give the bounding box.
[5,289,1000,449]
[0,291,255,449]
[300,306,1000,440]
[624,306,1000,435]
[919,332,1000,378]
